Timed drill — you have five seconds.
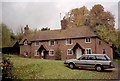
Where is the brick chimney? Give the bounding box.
[24,25,29,36]
[108,39,112,47]
[61,18,68,30]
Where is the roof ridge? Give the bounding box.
[20,26,97,43]
[29,26,89,34]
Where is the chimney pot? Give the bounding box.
[24,25,29,36]
[61,19,68,30]
[26,25,28,27]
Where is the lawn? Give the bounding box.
[4,54,118,79]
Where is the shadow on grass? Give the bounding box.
[66,66,113,72]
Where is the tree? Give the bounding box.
[16,33,24,42]
[15,27,40,42]
[117,31,120,56]
[90,4,115,29]
[10,32,16,41]
[63,6,90,28]
[15,27,24,42]
[55,47,61,60]
[63,4,115,29]
[41,27,50,31]
[62,4,119,56]
[94,25,118,48]
[29,28,39,34]
[1,24,11,47]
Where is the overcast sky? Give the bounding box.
[1,0,120,34]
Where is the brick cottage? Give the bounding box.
[19,22,113,60]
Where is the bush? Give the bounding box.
[55,47,61,60]
[2,55,17,80]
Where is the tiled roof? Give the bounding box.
[19,26,97,44]
[8,41,18,47]
[31,26,97,41]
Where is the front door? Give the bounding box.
[41,50,45,59]
[76,49,82,59]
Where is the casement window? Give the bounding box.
[85,48,92,54]
[49,50,54,56]
[85,38,91,43]
[24,40,28,45]
[102,49,106,54]
[49,40,55,46]
[24,52,28,56]
[67,49,72,55]
[35,41,39,46]
[66,39,72,45]
[99,41,101,45]
[35,50,39,56]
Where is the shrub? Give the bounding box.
[2,55,17,80]
[55,47,61,60]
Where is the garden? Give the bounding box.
[2,54,119,79]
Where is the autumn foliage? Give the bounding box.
[62,4,119,57]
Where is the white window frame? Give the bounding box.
[85,48,92,54]
[34,50,39,56]
[49,40,55,46]
[49,50,54,56]
[102,49,106,54]
[35,41,39,46]
[24,40,28,45]
[67,49,73,55]
[66,39,72,45]
[24,52,28,56]
[85,37,91,43]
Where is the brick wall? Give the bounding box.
[95,38,113,60]
[20,44,31,58]
[20,37,113,60]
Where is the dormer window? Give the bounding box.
[85,37,91,43]
[24,40,28,45]
[66,39,72,45]
[35,41,39,46]
[49,40,55,46]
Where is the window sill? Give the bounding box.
[34,55,39,56]
[66,44,72,45]
[35,45,39,46]
[85,42,91,43]
[49,55,54,56]
[49,45,55,46]
[24,44,28,45]
[67,54,73,55]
